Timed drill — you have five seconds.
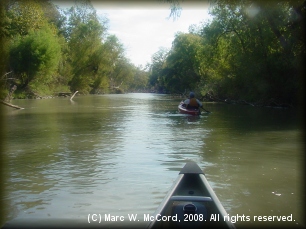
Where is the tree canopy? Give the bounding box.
[1,0,149,98]
[148,0,305,107]
[1,0,304,108]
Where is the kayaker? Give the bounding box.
[183,92,203,109]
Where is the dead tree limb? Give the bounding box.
[1,71,13,78]
[0,100,24,109]
[4,85,17,102]
[70,91,78,100]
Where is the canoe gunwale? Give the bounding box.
[147,174,184,229]
[178,101,201,116]
[199,174,236,228]
[147,162,236,229]
[199,174,229,217]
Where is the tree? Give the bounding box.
[162,33,203,94]
[187,0,304,105]
[109,57,134,93]
[6,0,47,36]
[148,47,169,92]
[9,26,61,91]
[162,0,304,106]
[2,0,149,98]
[65,0,109,93]
[129,67,149,92]
[0,0,11,99]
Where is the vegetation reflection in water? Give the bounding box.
[2,93,303,228]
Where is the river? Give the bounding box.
[1,93,304,228]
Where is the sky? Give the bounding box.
[53,1,213,67]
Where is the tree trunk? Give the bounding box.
[4,85,17,102]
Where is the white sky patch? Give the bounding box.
[52,1,212,67]
[93,1,212,67]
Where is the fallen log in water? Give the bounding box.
[0,100,24,109]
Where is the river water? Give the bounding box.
[1,93,304,228]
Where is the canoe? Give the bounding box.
[178,101,201,115]
[147,162,236,229]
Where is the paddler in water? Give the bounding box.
[183,92,203,109]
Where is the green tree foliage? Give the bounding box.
[110,57,134,91]
[0,0,11,99]
[130,67,149,92]
[2,0,149,98]
[4,0,65,96]
[5,0,303,105]
[63,1,138,94]
[162,32,203,94]
[202,0,305,104]
[100,35,125,90]
[151,0,305,106]
[149,47,169,93]
[9,26,61,91]
[65,1,107,93]
[6,0,47,36]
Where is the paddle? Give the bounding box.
[201,106,210,113]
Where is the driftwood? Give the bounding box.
[0,84,24,109]
[70,91,78,100]
[0,100,24,109]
